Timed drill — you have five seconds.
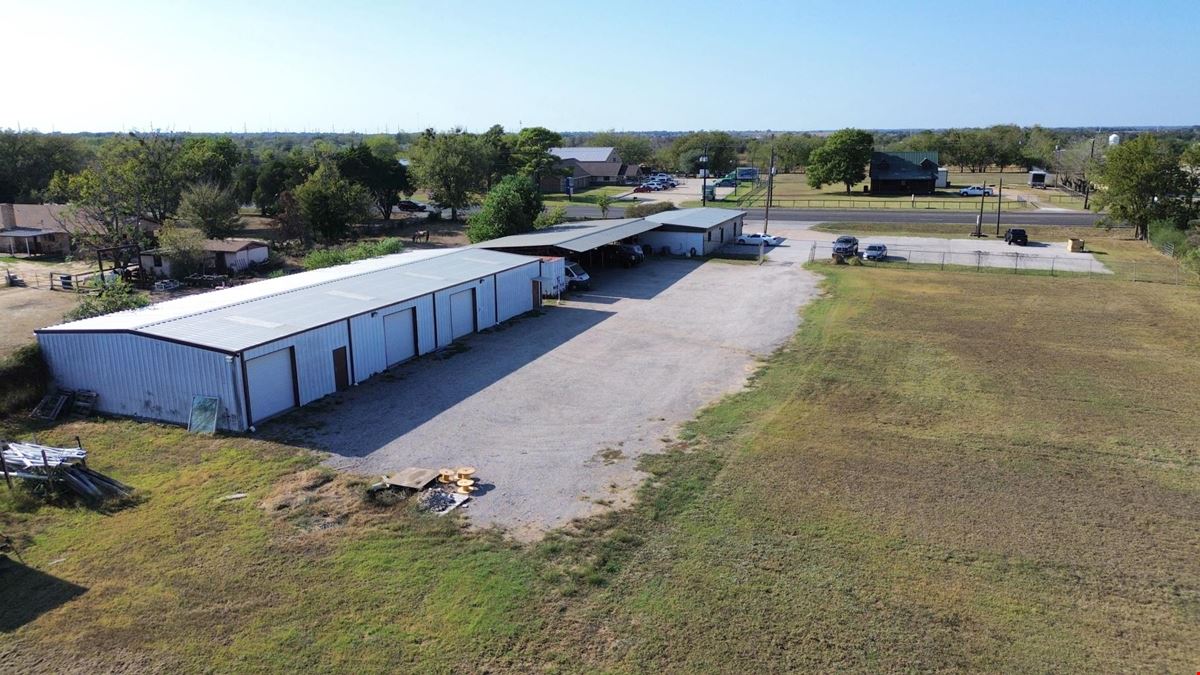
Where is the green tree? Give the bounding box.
[178,136,242,187]
[409,129,486,220]
[480,124,513,190]
[806,128,874,194]
[1095,134,1198,240]
[512,126,564,187]
[667,131,737,176]
[176,181,243,239]
[466,175,543,243]
[587,131,653,166]
[292,164,372,243]
[0,131,87,203]
[65,277,149,321]
[534,203,568,229]
[336,144,410,220]
[595,193,616,219]
[155,223,209,276]
[253,155,292,216]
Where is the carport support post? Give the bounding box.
[995,178,1003,237]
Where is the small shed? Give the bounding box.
[639,208,747,257]
[1028,169,1048,189]
[140,239,270,278]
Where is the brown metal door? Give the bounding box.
[332,347,350,391]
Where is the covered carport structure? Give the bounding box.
[473,218,663,268]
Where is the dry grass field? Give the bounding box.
[2,260,1198,671]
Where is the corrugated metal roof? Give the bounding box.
[870,151,941,180]
[550,147,615,162]
[643,207,747,230]
[473,219,661,253]
[39,248,539,352]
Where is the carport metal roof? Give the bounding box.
[643,207,747,230]
[474,218,661,253]
[38,248,540,353]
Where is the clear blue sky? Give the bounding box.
[4,0,1197,133]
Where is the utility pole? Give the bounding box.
[974,183,985,237]
[994,178,1003,236]
[764,143,776,235]
[700,145,709,207]
[1082,136,1096,210]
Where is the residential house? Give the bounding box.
[541,147,642,192]
[869,151,940,195]
[140,239,270,278]
[0,203,156,256]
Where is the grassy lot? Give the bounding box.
[543,185,632,204]
[3,262,1199,670]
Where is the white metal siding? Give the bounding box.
[347,295,435,381]
[449,289,476,339]
[433,277,495,348]
[495,261,540,321]
[538,257,566,295]
[37,332,244,430]
[243,322,349,407]
[246,348,295,422]
[639,231,704,256]
[383,308,417,366]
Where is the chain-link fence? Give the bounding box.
[797,241,1198,286]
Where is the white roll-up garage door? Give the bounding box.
[449,289,475,340]
[246,348,295,423]
[383,308,417,366]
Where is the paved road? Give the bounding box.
[566,204,1103,227]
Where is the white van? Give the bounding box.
[564,261,591,290]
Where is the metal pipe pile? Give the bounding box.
[1,441,132,502]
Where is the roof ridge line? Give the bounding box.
[123,248,463,331]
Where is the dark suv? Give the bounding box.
[604,243,645,268]
[832,235,860,257]
[1004,228,1028,246]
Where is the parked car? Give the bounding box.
[633,185,654,193]
[959,185,994,196]
[862,243,888,261]
[641,181,665,191]
[735,233,782,246]
[396,200,426,212]
[603,243,645,268]
[1004,228,1028,246]
[832,235,860,257]
[564,261,591,290]
[713,178,736,188]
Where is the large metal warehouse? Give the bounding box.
[36,248,546,431]
[638,208,747,257]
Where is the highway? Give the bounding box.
[563,204,1103,227]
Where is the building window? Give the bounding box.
[707,231,712,241]
[153,255,162,267]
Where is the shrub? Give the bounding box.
[65,277,149,321]
[534,204,568,229]
[0,343,49,417]
[625,202,678,219]
[302,237,405,270]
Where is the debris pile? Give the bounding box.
[1,441,132,502]
[417,489,462,513]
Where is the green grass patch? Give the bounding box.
[3,265,1199,670]
[543,185,631,204]
[0,343,48,416]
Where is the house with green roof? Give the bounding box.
[869,151,940,195]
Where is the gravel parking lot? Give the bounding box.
[300,256,819,539]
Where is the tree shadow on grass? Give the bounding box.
[0,556,86,632]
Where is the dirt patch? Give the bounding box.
[0,287,79,355]
[259,468,402,540]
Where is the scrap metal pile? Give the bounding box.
[1,441,132,502]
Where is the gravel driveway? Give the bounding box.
[301,256,819,539]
